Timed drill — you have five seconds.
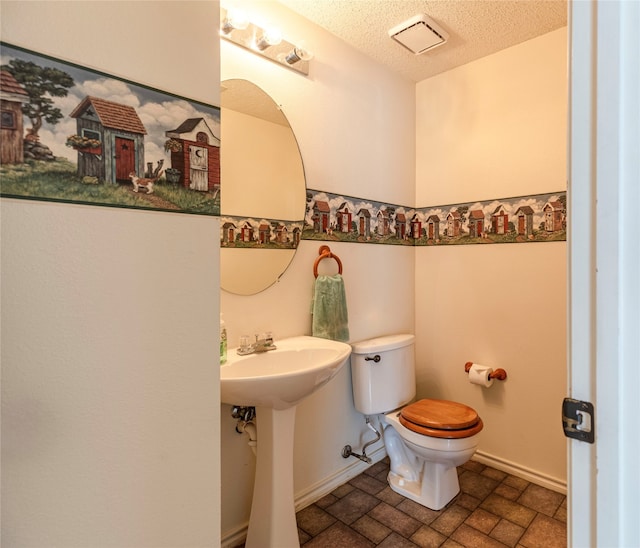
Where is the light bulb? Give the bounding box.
[255,28,282,50]
[221,8,249,34]
[285,43,314,64]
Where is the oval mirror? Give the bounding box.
[220,79,306,295]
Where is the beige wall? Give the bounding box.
[220,1,416,540]
[415,28,568,486]
[221,107,304,220]
[0,2,221,546]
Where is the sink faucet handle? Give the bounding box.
[254,332,273,344]
[239,335,251,352]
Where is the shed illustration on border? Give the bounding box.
[543,200,564,232]
[69,96,146,183]
[292,226,301,247]
[357,208,371,238]
[377,209,391,236]
[337,202,352,233]
[426,214,440,240]
[446,211,462,237]
[275,224,288,243]
[411,213,422,239]
[0,70,29,164]
[259,223,271,244]
[165,117,220,192]
[468,210,485,238]
[240,221,254,242]
[312,200,330,233]
[396,212,407,239]
[492,204,509,235]
[222,221,237,244]
[515,206,534,237]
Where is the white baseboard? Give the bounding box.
[221,523,248,548]
[472,450,567,495]
[220,446,386,547]
[294,445,387,511]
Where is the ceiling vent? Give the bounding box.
[388,14,449,55]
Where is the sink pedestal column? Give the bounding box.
[245,406,299,548]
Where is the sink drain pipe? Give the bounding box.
[231,405,257,457]
[342,416,381,464]
[237,420,257,456]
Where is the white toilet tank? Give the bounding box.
[350,334,416,415]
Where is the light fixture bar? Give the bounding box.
[220,7,311,76]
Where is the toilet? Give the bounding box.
[350,334,483,510]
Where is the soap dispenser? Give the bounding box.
[220,314,227,364]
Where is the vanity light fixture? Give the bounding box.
[220,6,312,76]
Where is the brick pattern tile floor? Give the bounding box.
[294,459,567,547]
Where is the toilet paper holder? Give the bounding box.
[464,362,508,381]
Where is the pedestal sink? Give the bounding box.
[220,335,352,548]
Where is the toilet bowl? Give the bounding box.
[350,334,483,510]
[383,399,482,510]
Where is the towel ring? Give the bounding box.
[314,245,343,278]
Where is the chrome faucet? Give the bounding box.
[237,333,277,356]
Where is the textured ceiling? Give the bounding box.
[277,0,567,82]
[221,78,289,125]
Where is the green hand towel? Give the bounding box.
[311,274,349,342]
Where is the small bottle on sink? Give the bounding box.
[220,314,227,365]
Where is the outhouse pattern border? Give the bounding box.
[303,189,567,246]
[220,214,303,249]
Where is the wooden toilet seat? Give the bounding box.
[399,399,484,439]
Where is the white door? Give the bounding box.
[569,2,639,547]
[189,145,208,191]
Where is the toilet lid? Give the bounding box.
[399,399,483,439]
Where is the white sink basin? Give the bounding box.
[221,335,352,546]
[220,335,352,410]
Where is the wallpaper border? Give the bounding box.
[219,189,566,248]
[303,189,567,246]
